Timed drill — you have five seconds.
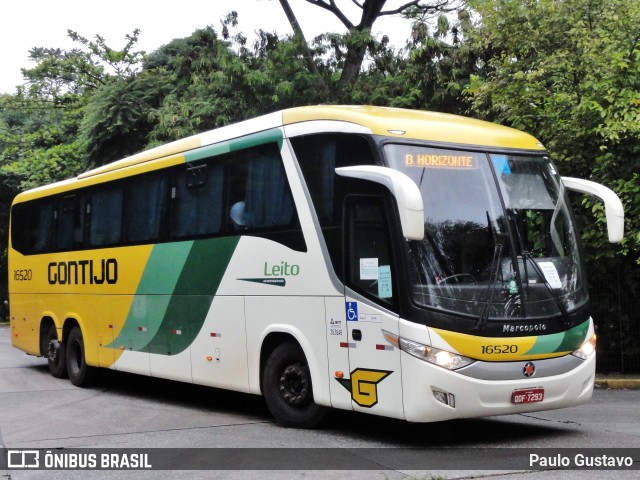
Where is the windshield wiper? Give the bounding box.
[474,242,503,332]
[522,251,571,327]
[475,212,504,332]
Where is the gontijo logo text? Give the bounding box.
[48,258,118,285]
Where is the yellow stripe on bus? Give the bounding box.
[431,328,567,362]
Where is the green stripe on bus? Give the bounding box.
[525,319,590,355]
[109,237,240,355]
[144,236,240,355]
[523,329,564,355]
[137,242,193,294]
[184,128,284,163]
[107,242,192,351]
[555,319,590,352]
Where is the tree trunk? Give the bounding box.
[278,0,330,97]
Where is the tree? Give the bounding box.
[142,15,334,146]
[465,0,640,371]
[466,0,639,257]
[277,0,466,97]
[0,30,146,303]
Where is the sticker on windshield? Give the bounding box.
[537,262,563,289]
[378,265,393,299]
[360,258,378,280]
[491,154,512,175]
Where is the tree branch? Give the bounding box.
[303,0,355,29]
[379,0,460,17]
[278,0,330,96]
[379,0,420,16]
[278,0,319,76]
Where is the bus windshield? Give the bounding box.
[384,144,587,322]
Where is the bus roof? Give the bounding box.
[81,106,543,177]
[15,106,545,202]
[282,105,545,151]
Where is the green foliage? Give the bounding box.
[143,20,335,146]
[465,0,640,371]
[0,30,146,294]
[143,25,260,144]
[0,91,85,189]
[80,72,167,165]
[465,0,640,262]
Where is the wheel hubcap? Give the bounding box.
[279,364,309,407]
[48,339,60,363]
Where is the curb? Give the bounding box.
[594,377,640,390]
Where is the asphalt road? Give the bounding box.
[0,324,638,479]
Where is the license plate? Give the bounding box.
[511,387,544,404]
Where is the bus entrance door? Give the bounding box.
[342,196,404,419]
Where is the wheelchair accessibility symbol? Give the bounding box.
[345,302,358,321]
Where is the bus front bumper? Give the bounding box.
[401,351,595,423]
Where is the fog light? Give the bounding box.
[432,389,455,408]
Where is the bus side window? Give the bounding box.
[124,172,168,244]
[88,185,123,247]
[55,194,85,250]
[292,133,378,225]
[291,133,379,278]
[170,163,224,239]
[227,144,296,231]
[11,201,54,255]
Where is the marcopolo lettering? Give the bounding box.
[503,323,547,333]
[48,259,118,285]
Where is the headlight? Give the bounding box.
[382,330,475,370]
[571,333,596,360]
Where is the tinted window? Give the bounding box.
[55,194,85,250]
[124,172,168,244]
[170,163,224,239]
[292,134,376,225]
[291,133,377,276]
[227,143,297,231]
[346,196,397,308]
[88,185,123,247]
[11,142,305,254]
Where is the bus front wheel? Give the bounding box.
[66,327,96,387]
[262,342,326,428]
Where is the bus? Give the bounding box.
[8,105,624,428]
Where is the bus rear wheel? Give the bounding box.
[262,342,326,428]
[66,326,96,387]
[46,324,67,378]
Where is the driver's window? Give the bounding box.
[345,196,396,309]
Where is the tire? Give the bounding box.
[66,326,96,387]
[46,324,67,378]
[262,342,327,428]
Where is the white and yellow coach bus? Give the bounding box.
[9,106,624,427]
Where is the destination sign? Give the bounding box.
[404,153,476,169]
